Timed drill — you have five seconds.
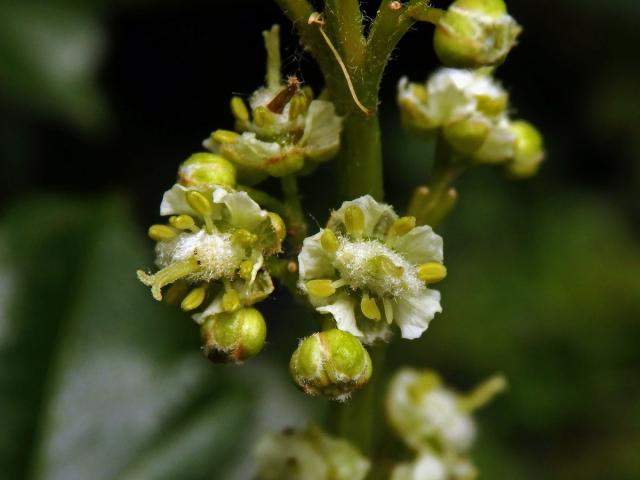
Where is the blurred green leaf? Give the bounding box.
[0,2,107,129]
[0,195,263,479]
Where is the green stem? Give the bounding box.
[408,134,466,227]
[280,175,307,250]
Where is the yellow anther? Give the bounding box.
[169,214,197,232]
[212,129,240,144]
[382,297,394,325]
[164,281,189,306]
[306,279,336,298]
[320,229,339,253]
[231,96,250,122]
[411,84,428,103]
[148,224,178,242]
[186,191,213,216]
[181,286,207,311]
[231,229,258,247]
[288,92,309,120]
[361,294,381,321]
[344,205,365,238]
[389,216,416,237]
[476,93,508,117]
[239,260,254,280]
[373,255,404,278]
[417,262,447,284]
[186,191,215,233]
[222,290,241,312]
[253,106,275,128]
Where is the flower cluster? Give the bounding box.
[255,424,370,480]
[298,195,445,345]
[136,152,284,363]
[398,67,544,177]
[204,25,343,180]
[386,368,506,479]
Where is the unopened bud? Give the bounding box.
[178,152,236,188]
[201,308,267,363]
[290,329,372,401]
[505,120,544,179]
[443,117,491,154]
[434,0,522,69]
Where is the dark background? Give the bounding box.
[1,1,639,479]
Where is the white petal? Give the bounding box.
[300,100,342,161]
[388,225,444,264]
[474,117,517,164]
[191,292,223,325]
[249,254,264,285]
[331,195,398,238]
[160,184,197,217]
[316,293,363,338]
[222,132,283,168]
[219,190,267,231]
[426,68,477,124]
[297,231,335,281]
[359,319,393,345]
[394,289,442,340]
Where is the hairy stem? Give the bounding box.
[281,175,307,250]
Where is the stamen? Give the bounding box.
[388,216,416,238]
[344,205,365,238]
[417,262,447,284]
[231,96,250,122]
[186,191,215,234]
[306,279,336,298]
[320,228,339,253]
[181,285,207,311]
[373,255,404,278]
[331,279,347,289]
[253,106,275,128]
[383,297,394,325]
[148,224,178,242]
[222,290,241,312]
[169,215,199,233]
[212,129,240,144]
[361,293,381,321]
[137,258,198,301]
[460,375,507,412]
[288,91,309,120]
[239,260,254,280]
[231,229,258,248]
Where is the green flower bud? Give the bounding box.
[434,0,522,69]
[201,307,266,364]
[505,120,544,178]
[177,152,236,188]
[443,116,491,154]
[290,329,372,401]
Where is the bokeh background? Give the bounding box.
[1,0,639,479]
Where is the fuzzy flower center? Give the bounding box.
[157,230,244,282]
[333,238,422,298]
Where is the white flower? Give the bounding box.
[386,369,476,453]
[398,68,518,165]
[391,451,477,480]
[298,195,445,344]
[137,184,282,323]
[204,26,342,178]
[255,424,370,480]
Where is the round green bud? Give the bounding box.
[200,307,266,364]
[433,0,522,69]
[178,152,237,188]
[290,329,372,401]
[505,120,544,178]
[443,117,491,154]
